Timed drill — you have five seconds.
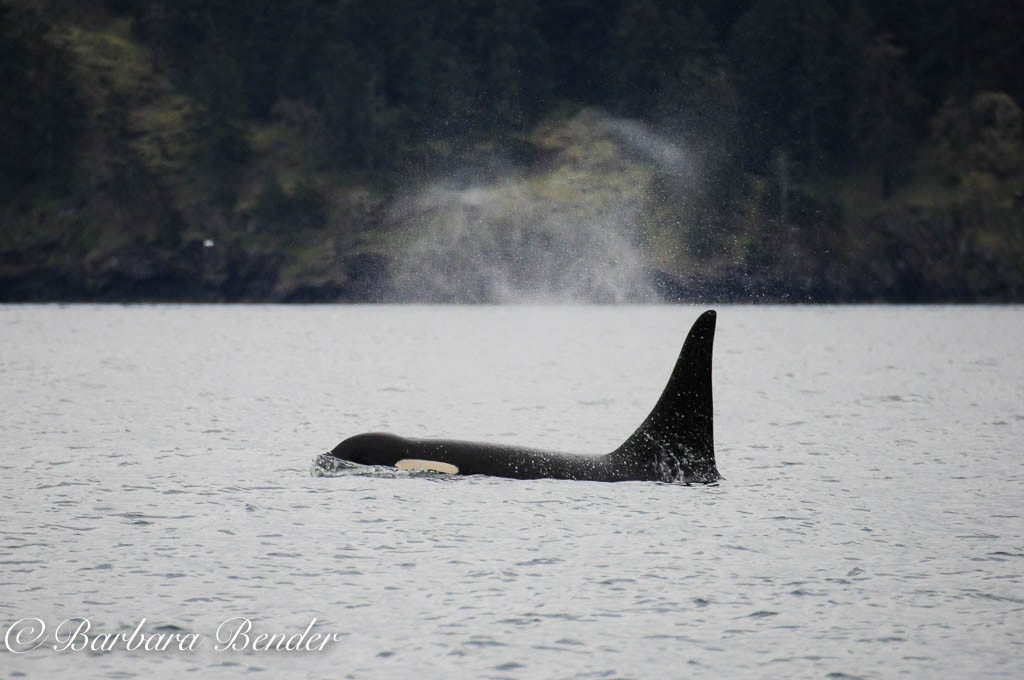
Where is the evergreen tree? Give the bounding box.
[0,1,83,192]
[729,0,853,168]
[851,33,924,198]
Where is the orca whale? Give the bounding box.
[327,310,719,483]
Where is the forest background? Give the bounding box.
[2,0,1021,302]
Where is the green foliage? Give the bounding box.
[931,92,1023,179]
[729,0,856,167]
[254,179,327,233]
[850,34,925,198]
[611,0,726,128]
[0,1,84,191]
[3,0,1024,301]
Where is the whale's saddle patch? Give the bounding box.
[395,459,460,475]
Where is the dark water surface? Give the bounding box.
[1,305,1021,678]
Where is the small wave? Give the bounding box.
[310,454,362,477]
[309,454,458,480]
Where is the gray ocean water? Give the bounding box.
[1,304,1021,679]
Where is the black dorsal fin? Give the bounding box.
[614,310,718,482]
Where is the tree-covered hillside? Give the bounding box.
[1,0,1022,301]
